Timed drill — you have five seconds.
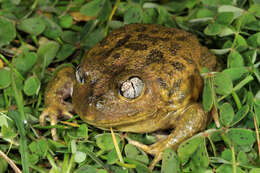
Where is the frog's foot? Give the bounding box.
[129,103,209,170]
[39,104,74,141]
[128,139,164,170]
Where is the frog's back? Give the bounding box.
[84,24,215,76]
[78,24,216,119]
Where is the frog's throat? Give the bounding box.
[80,108,158,128]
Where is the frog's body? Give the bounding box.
[40,24,216,169]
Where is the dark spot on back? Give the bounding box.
[169,42,181,56]
[135,26,147,32]
[113,53,120,59]
[125,43,147,50]
[183,56,194,64]
[171,62,185,71]
[138,34,170,44]
[150,30,159,34]
[99,38,108,46]
[157,77,167,88]
[115,34,131,48]
[175,36,188,41]
[103,49,113,58]
[189,75,195,87]
[101,34,131,58]
[146,49,164,64]
[164,30,177,35]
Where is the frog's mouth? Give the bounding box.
[80,107,158,129]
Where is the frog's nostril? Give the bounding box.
[120,76,144,99]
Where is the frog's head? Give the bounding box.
[72,64,162,129]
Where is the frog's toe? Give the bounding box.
[128,139,162,155]
[149,152,163,170]
[128,139,163,170]
[39,105,74,140]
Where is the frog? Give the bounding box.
[40,24,217,170]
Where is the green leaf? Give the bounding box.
[124,6,143,24]
[29,139,49,158]
[250,168,260,173]
[76,124,88,138]
[142,8,157,24]
[37,41,60,68]
[196,8,215,18]
[59,15,73,28]
[227,128,256,146]
[248,3,260,18]
[227,51,244,68]
[124,144,149,164]
[95,133,121,151]
[234,34,248,51]
[61,31,80,44]
[247,32,260,48]
[80,0,103,16]
[222,67,248,81]
[213,72,233,95]
[43,18,63,39]
[220,102,234,127]
[157,6,170,24]
[202,79,213,111]
[75,165,99,173]
[14,52,37,75]
[1,125,16,138]
[18,17,46,36]
[23,76,40,96]
[221,149,232,161]
[210,48,230,55]
[216,12,234,25]
[245,20,260,31]
[204,23,224,36]
[98,0,112,22]
[56,44,75,62]
[178,136,203,163]
[216,164,232,173]
[218,26,235,37]
[161,149,180,173]
[218,5,244,18]
[82,27,105,48]
[237,151,249,165]
[75,151,87,163]
[230,105,249,126]
[0,17,16,47]
[0,68,11,89]
[191,141,209,168]
[106,149,119,164]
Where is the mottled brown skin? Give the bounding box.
[40,24,216,169]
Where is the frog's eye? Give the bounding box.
[75,66,85,84]
[119,76,144,99]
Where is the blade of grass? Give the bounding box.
[253,112,260,156]
[110,127,124,164]
[84,148,110,172]
[10,65,30,173]
[231,146,237,173]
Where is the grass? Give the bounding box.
[0,0,260,173]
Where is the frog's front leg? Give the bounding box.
[129,103,209,170]
[40,67,75,140]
